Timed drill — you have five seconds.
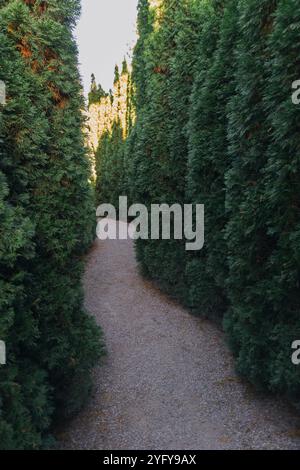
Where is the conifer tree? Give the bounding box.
[127,0,193,292]
[186,0,238,319]
[114,64,120,84]
[93,58,133,210]
[96,121,125,209]
[124,0,152,207]
[224,0,279,387]
[122,58,128,75]
[131,0,153,111]
[89,74,107,106]
[129,0,207,297]
[91,73,97,91]
[130,0,179,283]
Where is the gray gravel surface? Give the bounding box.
[59,224,300,450]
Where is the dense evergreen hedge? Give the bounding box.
[224,0,300,401]
[0,0,103,449]
[94,0,300,404]
[94,61,133,210]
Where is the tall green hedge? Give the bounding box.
[96,121,126,209]
[0,0,103,449]
[94,62,132,210]
[94,0,300,404]
[129,0,204,298]
[130,0,186,289]
[225,0,300,401]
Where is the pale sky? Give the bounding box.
[75,0,138,96]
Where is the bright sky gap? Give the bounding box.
[75,0,138,96]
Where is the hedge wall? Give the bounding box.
[94,0,300,404]
[0,0,103,449]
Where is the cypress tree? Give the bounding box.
[186,0,238,319]
[124,0,152,207]
[160,0,207,300]
[94,58,133,211]
[122,57,128,75]
[96,121,125,209]
[130,0,178,283]
[129,0,203,296]
[88,74,107,106]
[131,0,153,111]
[114,64,120,84]
[224,0,279,387]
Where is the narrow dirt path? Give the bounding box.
[59,222,300,450]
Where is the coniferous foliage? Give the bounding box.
[186,0,238,320]
[0,0,103,449]
[92,60,133,209]
[225,0,300,401]
[130,0,183,287]
[88,74,108,107]
[91,0,300,404]
[96,121,125,209]
[259,0,300,400]
[223,0,279,387]
[261,0,300,399]
[128,0,204,297]
[124,0,153,208]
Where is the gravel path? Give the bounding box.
[59,222,300,450]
